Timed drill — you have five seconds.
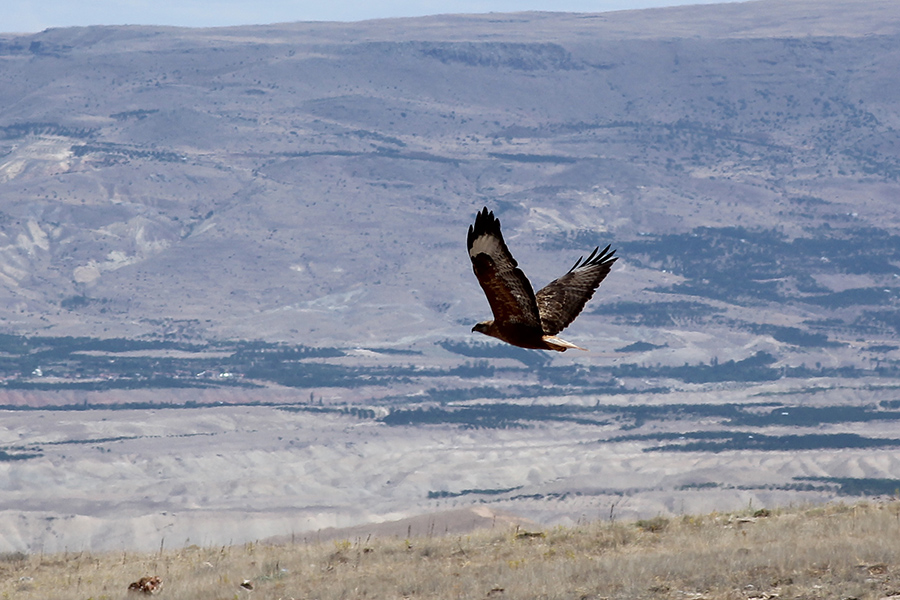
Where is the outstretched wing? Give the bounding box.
[467,207,541,329]
[535,245,617,336]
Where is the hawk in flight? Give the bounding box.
[467,207,617,352]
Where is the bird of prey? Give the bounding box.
[467,207,617,352]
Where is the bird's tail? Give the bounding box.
[542,335,587,352]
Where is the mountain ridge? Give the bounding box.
[0,0,896,363]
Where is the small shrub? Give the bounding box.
[0,551,27,562]
[636,516,669,532]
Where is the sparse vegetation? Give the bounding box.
[600,300,725,327]
[4,502,900,600]
[4,332,893,397]
[619,226,900,308]
[0,448,41,461]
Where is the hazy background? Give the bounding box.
[4,0,747,32]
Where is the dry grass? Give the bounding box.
[4,501,900,600]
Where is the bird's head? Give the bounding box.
[472,321,492,335]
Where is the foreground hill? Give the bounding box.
[4,501,900,600]
[2,0,900,559]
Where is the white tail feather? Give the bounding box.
[542,335,587,352]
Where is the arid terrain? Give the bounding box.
[3,376,900,553]
[1,0,900,554]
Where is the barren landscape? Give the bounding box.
[1,0,900,554]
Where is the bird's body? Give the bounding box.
[467,207,617,352]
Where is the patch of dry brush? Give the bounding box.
[4,501,900,600]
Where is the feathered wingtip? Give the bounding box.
[467,207,497,249]
[568,244,617,272]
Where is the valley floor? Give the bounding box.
[2,379,900,554]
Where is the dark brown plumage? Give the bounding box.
[467,207,617,352]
